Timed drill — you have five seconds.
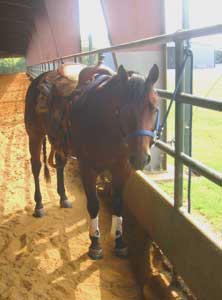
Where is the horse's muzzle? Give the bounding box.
[130,153,151,170]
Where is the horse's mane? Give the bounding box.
[126,74,146,105]
[100,71,146,106]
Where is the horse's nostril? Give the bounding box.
[147,155,151,164]
[130,154,136,165]
[145,154,151,165]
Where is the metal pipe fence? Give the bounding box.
[28,24,222,66]
[27,23,222,205]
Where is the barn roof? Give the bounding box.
[0,0,81,61]
[0,0,33,57]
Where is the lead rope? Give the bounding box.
[157,48,193,139]
[187,49,193,213]
[156,48,193,213]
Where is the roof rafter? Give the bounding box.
[0,1,32,9]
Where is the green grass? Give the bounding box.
[157,68,222,232]
[159,177,222,231]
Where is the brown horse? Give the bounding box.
[24,62,159,259]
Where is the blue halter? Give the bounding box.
[127,108,160,141]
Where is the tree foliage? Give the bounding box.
[215,50,222,64]
[0,57,26,74]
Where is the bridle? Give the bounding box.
[127,107,160,141]
[116,106,161,144]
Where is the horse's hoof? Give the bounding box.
[60,199,72,208]
[115,235,128,258]
[88,247,103,260]
[115,246,128,258]
[33,208,45,218]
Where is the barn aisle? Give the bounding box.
[0,73,141,300]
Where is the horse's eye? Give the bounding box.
[115,108,120,116]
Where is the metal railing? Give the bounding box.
[27,24,222,208]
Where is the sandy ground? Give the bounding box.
[0,73,141,300]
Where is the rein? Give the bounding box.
[157,48,193,139]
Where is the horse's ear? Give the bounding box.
[118,65,128,83]
[146,64,159,86]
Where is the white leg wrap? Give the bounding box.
[111,215,123,238]
[89,217,100,237]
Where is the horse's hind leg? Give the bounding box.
[29,135,45,217]
[79,161,103,260]
[55,153,72,208]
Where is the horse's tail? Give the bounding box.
[42,136,51,182]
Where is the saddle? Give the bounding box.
[36,61,115,113]
[41,63,115,166]
[36,64,86,113]
[47,72,113,165]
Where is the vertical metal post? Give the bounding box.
[88,33,93,65]
[174,39,185,208]
[183,0,193,213]
[160,0,167,171]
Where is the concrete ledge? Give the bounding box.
[124,171,222,300]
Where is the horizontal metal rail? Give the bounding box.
[155,141,222,186]
[157,89,222,111]
[27,24,222,66]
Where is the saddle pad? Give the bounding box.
[58,63,86,82]
[36,70,80,113]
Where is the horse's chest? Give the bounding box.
[79,141,127,170]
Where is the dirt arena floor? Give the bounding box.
[0,73,141,300]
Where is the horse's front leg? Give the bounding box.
[55,153,72,208]
[111,164,131,257]
[79,161,103,260]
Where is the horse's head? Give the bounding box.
[116,64,159,170]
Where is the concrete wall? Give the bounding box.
[124,171,222,300]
